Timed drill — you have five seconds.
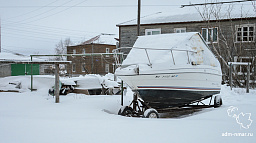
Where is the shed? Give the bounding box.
[0,52,44,77]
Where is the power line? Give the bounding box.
[0,5,181,8]
[1,24,106,43]
[181,0,256,8]
[14,0,76,23]
[4,0,61,21]
[2,33,61,42]
[2,26,87,39]
[24,0,89,23]
[2,20,101,35]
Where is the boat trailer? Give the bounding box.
[118,92,222,118]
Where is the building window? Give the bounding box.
[73,49,76,54]
[82,49,86,54]
[174,28,186,33]
[72,64,76,72]
[145,28,161,35]
[236,24,255,42]
[81,63,86,72]
[201,27,218,43]
[106,48,110,57]
[105,64,109,73]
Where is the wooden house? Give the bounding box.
[116,12,256,86]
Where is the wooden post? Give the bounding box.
[246,62,250,93]
[55,64,60,103]
[30,56,33,91]
[229,63,232,90]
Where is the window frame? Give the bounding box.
[105,64,109,73]
[174,28,186,33]
[81,63,86,72]
[82,49,86,54]
[72,64,76,72]
[236,24,255,43]
[106,48,110,57]
[201,27,218,43]
[145,28,161,35]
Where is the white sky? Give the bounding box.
[0,0,255,55]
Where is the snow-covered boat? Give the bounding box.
[115,32,222,117]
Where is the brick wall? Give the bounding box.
[67,44,116,75]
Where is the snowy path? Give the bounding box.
[0,85,255,143]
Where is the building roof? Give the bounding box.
[81,34,117,45]
[0,52,43,62]
[117,12,256,26]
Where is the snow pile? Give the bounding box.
[0,74,120,93]
[101,73,119,89]
[73,75,102,89]
[72,74,119,90]
[61,78,76,86]
[0,75,55,92]
[0,75,256,143]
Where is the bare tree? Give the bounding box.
[55,38,73,61]
[195,0,229,68]
[194,0,255,87]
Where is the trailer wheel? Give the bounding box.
[118,106,133,117]
[214,95,222,108]
[144,108,159,118]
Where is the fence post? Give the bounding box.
[121,80,124,106]
[30,56,33,91]
[55,64,60,103]
[229,63,232,90]
[246,63,250,93]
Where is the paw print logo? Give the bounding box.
[227,106,253,129]
[227,106,239,118]
[236,113,253,129]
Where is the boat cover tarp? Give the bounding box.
[122,32,220,69]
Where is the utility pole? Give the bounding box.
[137,0,141,36]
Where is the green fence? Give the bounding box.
[11,64,39,76]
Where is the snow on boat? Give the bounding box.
[115,32,222,112]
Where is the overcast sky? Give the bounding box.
[0,0,255,56]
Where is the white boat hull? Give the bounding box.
[117,65,222,108]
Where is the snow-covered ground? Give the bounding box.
[0,75,255,143]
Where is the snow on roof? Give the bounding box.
[73,75,102,89]
[81,34,117,45]
[0,52,45,62]
[117,11,256,26]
